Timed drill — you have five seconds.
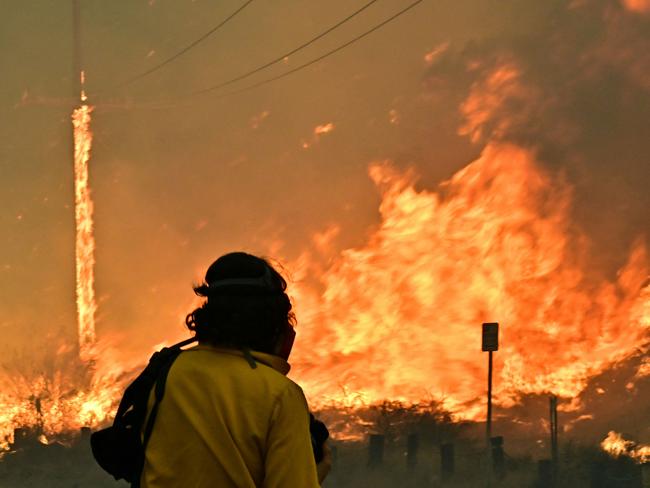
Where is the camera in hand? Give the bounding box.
[309,414,329,463]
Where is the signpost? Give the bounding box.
[482,322,499,486]
[482,323,499,445]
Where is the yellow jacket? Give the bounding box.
[140,344,321,488]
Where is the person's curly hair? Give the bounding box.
[185,252,295,354]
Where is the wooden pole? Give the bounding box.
[72,0,83,95]
[368,434,384,468]
[440,443,455,482]
[406,434,418,469]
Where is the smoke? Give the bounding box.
[423,0,650,275]
[1,0,648,445]
[405,0,650,444]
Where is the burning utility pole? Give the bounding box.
[72,0,97,362]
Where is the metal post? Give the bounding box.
[440,443,455,482]
[641,463,650,488]
[487,350,493,447]
[491,436,505,480]
[549,396,558,484]
[486,350,494,487]
[538,459,553,487]
[406,433,418,469]
[368,434,384,468]
[11,428,27,450]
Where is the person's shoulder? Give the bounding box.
[246,355,306,403]
[273,376,309,406]
[253,360,302,396]
[171,345,307,397]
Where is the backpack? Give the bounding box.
[90,337,197,487]
[90,338,329,485]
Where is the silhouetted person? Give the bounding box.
[140,252,331,487]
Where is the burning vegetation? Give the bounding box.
[289,143,649,417]
[0,143,648,455]
[601,431,650,464]
[2,2,649,485]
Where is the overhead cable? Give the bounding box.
[191,0,425,99]
[192,0,382,95]
[107,0,255,90]
[98,0,425,110]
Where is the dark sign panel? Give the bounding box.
[482,322,499,351]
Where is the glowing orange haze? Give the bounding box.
[0,143,648,447]
[622,0,650,14]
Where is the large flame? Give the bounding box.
[601,431,650,463]
[72,71,97,363]
[1,142,647,448]
[289,143,649,418]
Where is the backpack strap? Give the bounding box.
[141,351,179,450]
[117,337,197,423]
[241,347,258,369]
[130,338,196,488]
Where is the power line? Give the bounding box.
[192,0,382,95]
[193,0,425,100]
[107,0,255,91]
[97,0,425,110]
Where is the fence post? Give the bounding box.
[368,434,385,468]
[11,428,30,450]
[407,434,418,469]
[642,463,650,488]
[538,459,553,487]
[490,436,505,479]
[440,443,455,481]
